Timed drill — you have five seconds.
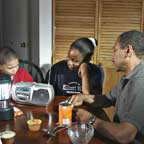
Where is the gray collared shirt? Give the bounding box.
[107,61,144,143]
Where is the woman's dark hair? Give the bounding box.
[0,47,18,65]
[70,38,97,62]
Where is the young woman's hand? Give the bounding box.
[70,94,95,106]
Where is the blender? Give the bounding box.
[0,73,14,120]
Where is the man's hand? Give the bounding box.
[76,108,93,123]
[70,94,95,106]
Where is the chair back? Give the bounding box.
[97,64,104,86]
[88,63,104,95]
[19,59,44,83]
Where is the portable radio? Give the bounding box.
[12,82,55,106]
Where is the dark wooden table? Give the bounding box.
[0,96,116,144]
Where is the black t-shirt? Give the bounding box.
[45,60,103,96]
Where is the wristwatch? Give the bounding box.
[88,115,96,125]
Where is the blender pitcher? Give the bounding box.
[0,73,14,120]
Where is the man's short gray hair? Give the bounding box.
[118,30,144,58]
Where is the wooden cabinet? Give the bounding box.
[53,0,144,96]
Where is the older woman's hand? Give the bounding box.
[70,94,95,106]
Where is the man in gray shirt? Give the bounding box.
[70,30,144,144]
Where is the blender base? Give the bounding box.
[0,105,14,120]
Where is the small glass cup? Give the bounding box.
[27,119,42,132]
[67,123,94,144]
[1,131,16,144]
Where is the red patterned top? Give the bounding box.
[13,68,34,83]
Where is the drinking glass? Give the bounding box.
[67,123,94,144]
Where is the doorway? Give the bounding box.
[2,0,39,65]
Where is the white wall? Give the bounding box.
[0,0,3,47]
[39,0,52,67]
